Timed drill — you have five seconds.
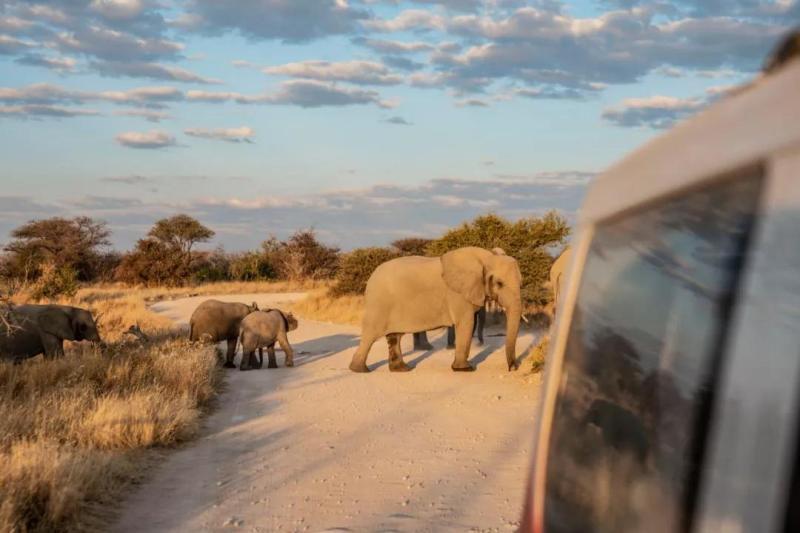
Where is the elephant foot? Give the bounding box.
[389,360,412,372]
[414,342,434,351]
[285,361,294,368]
[239,365,252,371]
[223,362,236,369]
[451,362,475,372]
[268,362,278,369]
[349,361,371,373]
[446,344,455,350]
[508,361,519,371]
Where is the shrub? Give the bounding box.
[227,251,276,281]
[330,247,400,296]
[391,238,433,256]
[426,212,570,307]
[266,230,340,281]
[28,263,79,300]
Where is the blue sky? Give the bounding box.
[0,0,794,250]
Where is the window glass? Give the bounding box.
[544,173,762,533]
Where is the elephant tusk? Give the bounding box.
[498,305,529,323]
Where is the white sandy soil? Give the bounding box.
[113,293,543,533]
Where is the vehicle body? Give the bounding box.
[521,51,800,532]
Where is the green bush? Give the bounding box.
[29,264,79,300]
[426,211,570,307]
[227,251,276,281]
[330,247,400,296]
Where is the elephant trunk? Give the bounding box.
[504,300,521,371]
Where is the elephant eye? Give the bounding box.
[497,280,504,288]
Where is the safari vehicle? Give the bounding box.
[520,34,800,533]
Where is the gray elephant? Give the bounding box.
[350,246,522,373]
[238,309,298,371]
[549,246,573,318]
[189,299,258,368]
[0,304,102,362]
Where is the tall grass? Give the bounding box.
[288,288,364,326]
[0,337,219,532]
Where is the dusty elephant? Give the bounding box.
[0,304,102,362]
[238,309,299,371]
[189,299,258,368]
[549,246,573,318]
[412,247,502,351]
[350,246,522,373]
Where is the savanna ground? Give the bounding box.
[1,281,547,532]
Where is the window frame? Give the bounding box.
[529,60,800,533]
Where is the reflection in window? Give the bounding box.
[544,173,762,533]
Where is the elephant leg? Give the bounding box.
[224,337,237,368]
[240,350,254,371]
[278,333,294,367]
[451,313,476,372]
[387,333,411,372]
[41,334,63,359]
[446,326,455,349]
[267,343,278,369]
[475,307,486,345]
[349,328,382,373]
[412,331,434,351]
[256,348,263,369]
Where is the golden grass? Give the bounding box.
[529,333,549,373]
[288,288,364,326]
[0,337,220,532]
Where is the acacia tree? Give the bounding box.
[148,214,214,255]
[3,216,110,283]
[115,215,215,286]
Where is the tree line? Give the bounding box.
[0,212,570,307]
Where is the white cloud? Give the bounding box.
[184,126,255,143]
[115,129,176,148]
[263,60,403,85]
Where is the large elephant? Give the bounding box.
[0,304,102,362]
[189,299,258,368]
[349,246,522,373]
[549,246,573,318]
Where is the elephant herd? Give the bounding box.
[0,245,573,373]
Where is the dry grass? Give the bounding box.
[0,337,220,532]
[529,333,549,373]
[288,287,364,326]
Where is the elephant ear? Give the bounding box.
[440,248,487,307]
[37,308,76,341]
[491,247,506,256]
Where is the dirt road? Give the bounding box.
[114,293,542,533]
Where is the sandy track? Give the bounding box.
[114,293,542,533]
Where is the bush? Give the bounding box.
[330,247,400,296]
[28,263,79,300]
[426,212,570,307]
[391,238,433,256]
[266,230,340,281]
[227,251,276,281]
[114,239,190,286]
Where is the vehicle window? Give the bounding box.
[543,173,762,533]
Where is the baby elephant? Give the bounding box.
[238,309,298,371]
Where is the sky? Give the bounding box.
[0,0,795,251]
